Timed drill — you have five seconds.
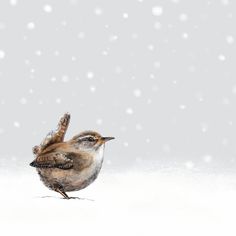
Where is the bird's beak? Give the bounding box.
[102,137,115,142]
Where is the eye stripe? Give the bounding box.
[78,135,96,141]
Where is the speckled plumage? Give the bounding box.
[30,113,114,199]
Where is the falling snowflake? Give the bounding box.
[96,119,103,125]
[109,35,118,42]
[0,50,5,59]
[55,98,61,104]
[179,13,188,22]
[87,71,94,79]
[221,0,229,6]
[90,86,96,93]
[179,104,186,110]
[202,155,212,163]
[0,22,6,30]
[27,22,35,30]
[133,89,142,97]
[154,61,161,68]
[226,35,234,44]
[43,4,52,13]
[218,54,226,61]
[232,85,236,94]
[135,123,143,131]
[9,0,18,6]
[94,7,103,16]
[123,13,129,19]
[19,97,27,105]
[126,108,133,115]
[182,32,189,39]
[200,123,208,133]
[77,32,85,39]
[35,50,42,56]
[14,121,20,128]
[51,77,57,82]
[123,142,129,147]
[184,161,194,169]
[152,6,163,16]
[61,75,69,82]
[154,22,162,30]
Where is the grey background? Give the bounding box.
[0,0,236,171]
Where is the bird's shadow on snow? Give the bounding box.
[34,196,95,201]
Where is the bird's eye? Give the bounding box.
[88,137,95,142]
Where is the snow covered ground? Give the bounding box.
[1,168,236,236]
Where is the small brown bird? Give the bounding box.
[30,113,114,199]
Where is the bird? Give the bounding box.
[30,113,114,199]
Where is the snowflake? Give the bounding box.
[133,89,142,97]
[35,50,42,56]
[179,13,188,22]
[43,4,53,13]
[77,32,85,39]
[0,22,6,30]
[135,123,143,131]
[0,50,5,59]
[55,98,61,104]
[90,86,96,93]
[200,123,208,133]
[154,61,161,68]
[184,161,194,169]
[123,142,129,147]
[96,119,103,125]
[14,121,20,128]
[218,54,226,61]
[221,0,229,5]
[232,85,236,94]
[109,35,118,42]
[202,155,212,163]
[126,108,133,115]
[226,35,234,44]
[147,44,154,51]
[182,32,189,39]
[27,22,35,30]
[20,97,27,105]
[179,104,186,110]
[61,75,69,82]
[154,21,162,30]
[152,6,163,16]
[87,71,94,79]
[123,13,129,19]
[94,7,103,16]
[9,0,18,6]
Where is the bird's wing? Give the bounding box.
[30,152,73,170]
[33,113,71,155]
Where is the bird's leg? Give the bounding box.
[55,188,70,199]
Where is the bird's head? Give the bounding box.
[71,130,114,152]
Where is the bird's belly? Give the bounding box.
[37,159,103,192]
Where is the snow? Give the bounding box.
[9,0,18,6]
[218,54,226,61]
[87,71,94,79]
[126,108,134,115]
[43,4,53,13]
[122,13,129,19]
[179,14,188,22]
[152,6,163,16]
[0,50,5,59]
[27,22,35,30]
[94,7,103,16]
[1,169,236,236]
[226,35,234,44]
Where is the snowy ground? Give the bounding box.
[1,168,236,236]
